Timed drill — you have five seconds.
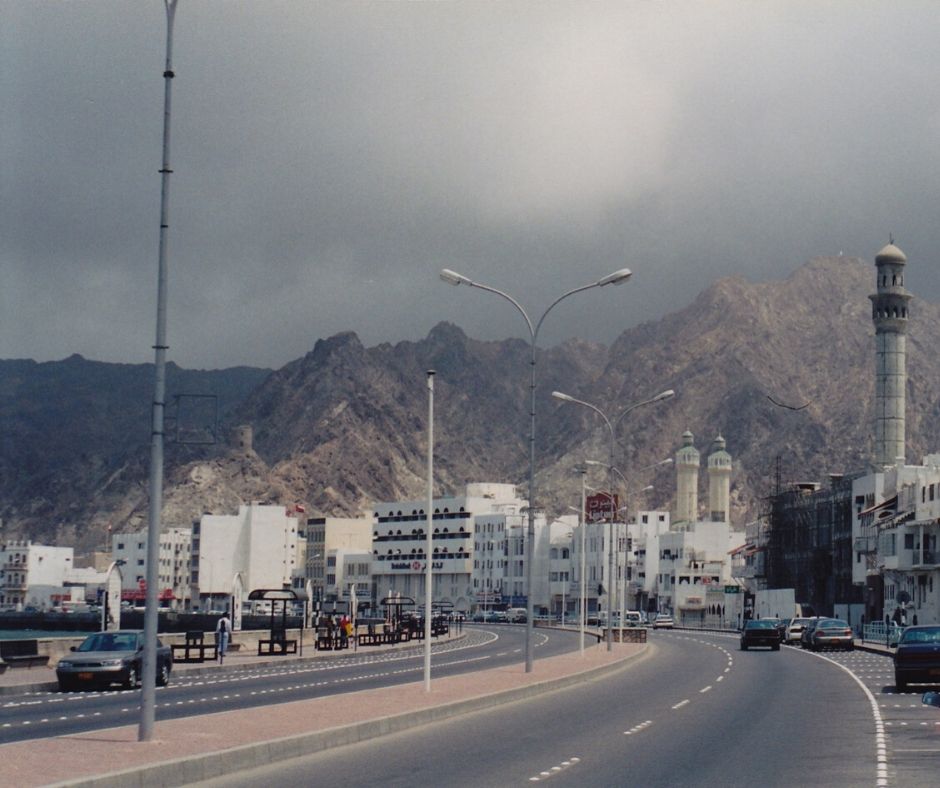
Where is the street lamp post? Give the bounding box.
[440,266,632,672]
[141,0,179,742]
[552,389,674,651]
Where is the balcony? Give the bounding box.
[912,550,939,568]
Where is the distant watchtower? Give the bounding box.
[869,242,911,468]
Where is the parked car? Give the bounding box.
[56,630,172,691]
[805,618,854,651]
[893,625,940,692]
[800,617,824,649]
[507,608,527,623]
[652,615,674,629]
[740,619,781,651]
[786,617,814,644]
[623,611,643,628]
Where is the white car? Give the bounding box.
[652,615,674,629]
[785,617,814,644]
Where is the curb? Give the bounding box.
[0,634,467,697]
[48,645,648,788]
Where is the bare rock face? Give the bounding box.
[6,255,940,551]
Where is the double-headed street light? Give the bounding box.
[552,389,674,651]
[441,266,632,672]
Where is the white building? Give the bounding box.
[305,517,373,605]
[650,432,741,624]
[0,540,75,610]
[191,504,301,611]
[370,482,553,614]
[855,456,940,625]
[111,526,192,609]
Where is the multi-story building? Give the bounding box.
[304,517,372,605]
[855,456,940,626]
[370,483,553,614]
[111,527,192,609]
[0,540,75,610]
[191,503,300,611]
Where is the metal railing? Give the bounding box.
[862,621,903,647]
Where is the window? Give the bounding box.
[904,533,915,550]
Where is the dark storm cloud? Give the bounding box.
[4,1,940,368]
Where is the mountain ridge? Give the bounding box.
[4,254,940,552]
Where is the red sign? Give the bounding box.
[586,492,619,522]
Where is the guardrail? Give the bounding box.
[862,621,903,647]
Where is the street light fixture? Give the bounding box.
[552,389,675,651]
[440,267,632,673]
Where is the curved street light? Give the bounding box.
[441,267,632,672]
[552,389,674,651]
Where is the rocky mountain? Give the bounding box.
[5,255,940,553]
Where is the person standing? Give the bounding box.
[215,613,231,663]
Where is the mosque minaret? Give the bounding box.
[675,430,700,528]
[707,434,732,524]
[869,241,911,468]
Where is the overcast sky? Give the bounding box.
[4,1,940,369]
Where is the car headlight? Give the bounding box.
[101,658,124,667]
[57,661,73,669]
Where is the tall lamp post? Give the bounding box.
[440,266,632,672]
[141,0,179,742]
[552,389,674,651]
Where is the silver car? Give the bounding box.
[56,630,173,691]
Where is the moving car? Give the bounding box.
[893,625,940,692]
[804,618,854,651]
[56,630,172,691]
[652,615,674,629]
[740,619,781,651]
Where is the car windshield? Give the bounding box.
[900,627,940,644]
[817,619,848,629]
[77,632,139,652]
[747,620,777,629]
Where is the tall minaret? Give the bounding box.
[707,434,732,524]
[869,241,911,468]
[675,430,700,528]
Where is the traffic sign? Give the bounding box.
[724,585,739,594]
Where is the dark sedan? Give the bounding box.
[56,630,173,691]
[740,619,781,651]
[894,625,940,692]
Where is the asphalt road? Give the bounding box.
[192,631,940,788]
[0,625,577,745]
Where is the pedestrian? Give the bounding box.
[339,614,349,648]
[912,613,918,626]
[215,612,231,663]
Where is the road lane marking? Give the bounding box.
[699,686,712,693]
[529,756,580,781]
[672,700,690,709]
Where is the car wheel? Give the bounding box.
[845,643,854,652]
[58,678,76,693]
[156,661,170,687]
[773,643,780,651]
[895,677,907,693]
[124,664,139,690]
[740,643,748,651]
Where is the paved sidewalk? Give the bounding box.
[1,639,644,788]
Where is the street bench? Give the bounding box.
[171,631,217,663]
[0,639,49,668]
[258,629,297,656]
